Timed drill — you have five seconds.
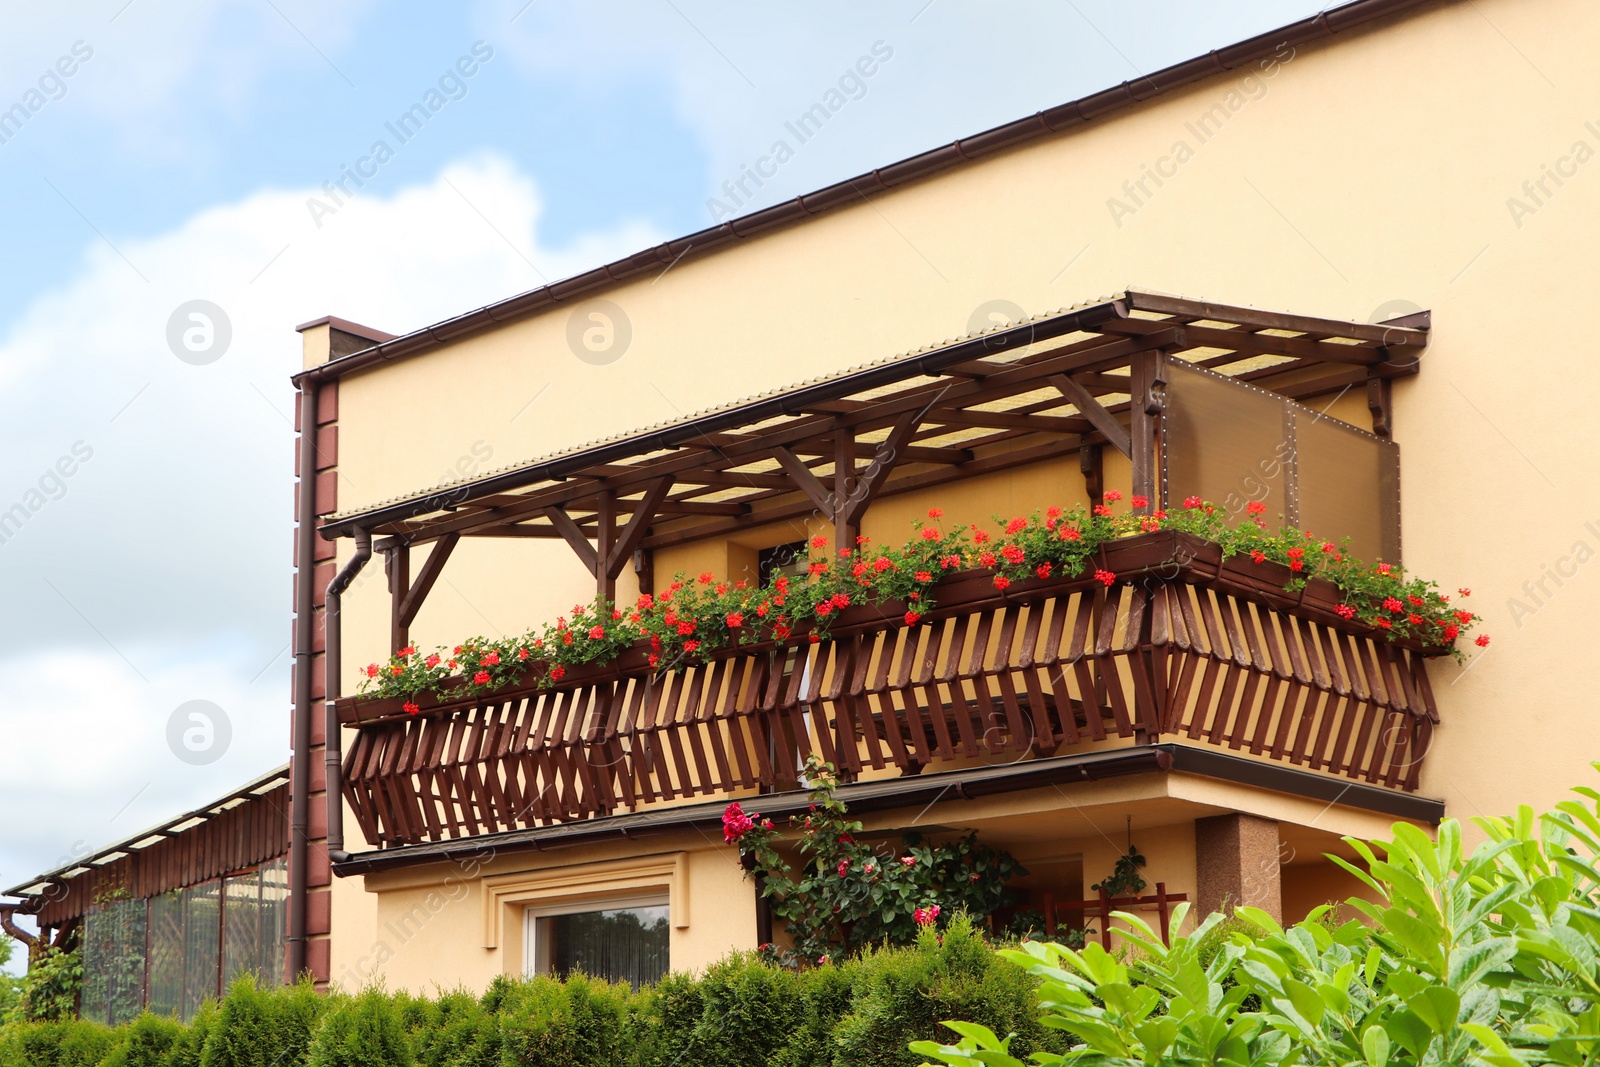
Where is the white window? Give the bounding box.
[522,894,671,988]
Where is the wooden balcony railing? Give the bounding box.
[336,532,1442,849]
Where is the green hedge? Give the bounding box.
[0,915,1061,1067]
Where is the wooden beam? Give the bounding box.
[1051,374,1132,458]
[926,407,1088,434]
[771,446,835,519]
[380,334,1166,543]
[397,533,460,629]
[1122,289,1428,348]
[1367,373,1393,438]
[542,506,599,575]
[643,433,1092,551]
[1101,317,1384,366]
[656,500,750,516]
[606,478,673,580]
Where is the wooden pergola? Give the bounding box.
[318,291,1428,650]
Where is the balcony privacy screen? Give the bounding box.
[80,857,288,1025]
[1163,360,1401,562]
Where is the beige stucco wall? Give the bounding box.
[317,0,1600,987]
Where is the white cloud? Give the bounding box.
[0,155,665,935]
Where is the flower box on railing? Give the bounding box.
[334,531,1448,729]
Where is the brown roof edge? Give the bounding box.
[329,744,1443,878]
[293,315,397,343]
[292,0,1442,387]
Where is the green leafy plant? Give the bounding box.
[914,770,1600,1067]
[1088,847,1146,899]
[9,948,81,1024]
[359,498,1485,709]
[726,757,1026,964]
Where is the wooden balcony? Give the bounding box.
[336,532,1442,849]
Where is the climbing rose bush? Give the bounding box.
[724,757,1025,965]
[359,498,1486,707]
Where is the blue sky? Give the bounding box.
[0,0,1325,954]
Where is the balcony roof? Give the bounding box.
[4,764,290,900]
[319,290,1427,548]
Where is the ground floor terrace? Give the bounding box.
[326,752,1429,992]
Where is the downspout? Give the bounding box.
[288,381,318,980]
[323,528,372,862]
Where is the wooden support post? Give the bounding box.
[595,491,617,603]
[1098,886,1112,950]
[833,431,857,550]
[386,543,410,654]
[1129,352,1167,514]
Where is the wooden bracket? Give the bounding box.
[836,413,919,529]
[396,534,460,635]
[1366,372,1393,438]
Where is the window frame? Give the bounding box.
[521,892,672,982]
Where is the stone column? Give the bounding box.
[1194,814,1282,921]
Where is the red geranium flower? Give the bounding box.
[1246,501,1266,515]
[1104,490,1122,503]
[425,654,441,668]
[1475,634,1491,647]
[403,702,420,716]
[1036,563,1053,579]
[904,610,922,626]
[726,612,744,628]
[1131,495,1149,509]
[1093,569,1116,587]
[589,625,606,640]
[398,645,416,657]
[1183,495,1202,509]
[927,507,943,519]
[550,666,565,681]
[1005,516,1026,534]
[472,670,491,685]
[993,575,1011,590]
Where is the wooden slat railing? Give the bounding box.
[338,533,1442,848]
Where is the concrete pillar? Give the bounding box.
[1194,814,1282,921]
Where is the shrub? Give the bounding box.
[832,914,1063,1067]
[201,976,323,1067]
[102,1013,184,1067]
[308,989,412,1067]
[165,1001,215,1067]
[0,1021,114,1067]
[493,974,637,1067]
[412,990,496,1067]
[678,953,802,1067]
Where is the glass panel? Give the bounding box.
[146,891,185,1018]
[181,881,221,1019]
[79,905,111,1025]
[1164,361,1289,523]
[1296,413,1400,563]
[80,898,147,1026]
[259,857,288,988]
[223,874,262,988]
[538,904,670,988]
[107,897,147,1026]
